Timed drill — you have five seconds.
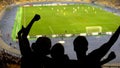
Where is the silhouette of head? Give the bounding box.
[73,36,88,52]
[51,43,64,59]
[32,37,51,55]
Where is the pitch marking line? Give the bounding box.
[49,26,54,34]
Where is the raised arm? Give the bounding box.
[18,26,31,56]
[18,14,40,56]
[87,26,120,61]
[98,26,120,55]
[22,14,40,37]
[107,26,120,45]
[100,51,116,65]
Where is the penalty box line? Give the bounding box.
[49,26,54,34]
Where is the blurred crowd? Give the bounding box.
[0,0,120,11]
[95,0,120,9]
[0,48,20,68]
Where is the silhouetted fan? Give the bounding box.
[18,14,52,68]
[73,26,120,68]
[73,36,88,61]
[51,43,70,68]
[31,37,51,55]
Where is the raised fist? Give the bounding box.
[33,14,40,21]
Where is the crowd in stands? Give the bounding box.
[0,0,12,11]
[0,0,120,12]
[94,0,120,9]
[0,48,20,68]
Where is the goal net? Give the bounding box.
[86,26,102,34]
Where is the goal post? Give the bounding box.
[86,26,102,34]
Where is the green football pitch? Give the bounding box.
[12,4,120,40]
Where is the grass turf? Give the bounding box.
[12,4,120,40]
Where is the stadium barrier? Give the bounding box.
[52,34,58,38]
[65,34,72,37]
[103,63,120,68]
[0,37,21,57]
[29,32,113,39]
[58,40,65,44]
[103,66,120,68]
[106,32,113,35]
[79,33,87,36]
[91,32,99,35]
[23,2,68,7]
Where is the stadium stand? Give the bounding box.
[95,0,120,9]
[0,48,20,68]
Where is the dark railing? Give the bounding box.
[103,65,120,68]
